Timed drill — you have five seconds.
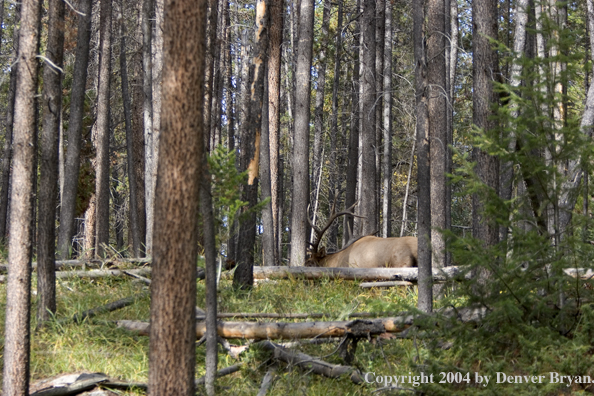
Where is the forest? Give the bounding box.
[2,0,594,394]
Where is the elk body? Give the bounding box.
[306,235,418,268]
[305,203,418,268]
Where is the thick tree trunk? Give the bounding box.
[414,0,432,313]
[2,0,41,392]
[358,0,377,236]
[148,0,207,392]
[37,0,65,324]
[57,0,92,259]
[289,0,315,266]
[428,0,447,271]
[95,0,113,258]
[260,76,277,266]
[472,0,499,248]
[375,0,384,230]
[233,0,269,287]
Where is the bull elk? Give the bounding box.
[305,205,418,268]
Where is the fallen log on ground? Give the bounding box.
[55,268,153,280]
[117,315,414,340]
[255,340,363,384]
[195,311,389,321]
[195,364,243,386]
[221,266,467,283]
[60,293,147,324]
[360,281,414,288]
[0,257,152,274]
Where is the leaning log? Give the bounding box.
[117,316,413,340]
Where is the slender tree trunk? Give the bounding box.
[225,0,235,151]
[2,0,42,392]
[311,0,331,223]
[148,0,207,392]
[414,0,432,313]
[268,0,283,262]
[375,0,384,230]
[344,18,359,246]
[58,0,92,259]
[95,0,113,258]
[261,75,276,266]
[0,6,21,241]
[381,0,392,238]
[37,0,65,325]
[119,0,142,257]
[500,0,528,243]
[358,0,377,236]
[112,164,125,251]
[233,0,269,287]
[428,0,447,271]
[203,0,219,152]
[142,0,155,256]
[289,0,315,266]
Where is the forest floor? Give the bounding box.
[0,260,591,395]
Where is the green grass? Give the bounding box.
[0,269,593,395]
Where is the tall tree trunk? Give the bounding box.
[414,0,432,313]
[344,13,359,246]
[142,0,155,256]
[358,0,377,236]
[428,0,447,271]
[225,0,235,151]
[311,0,331,229]
[381,0,392,238]
[0,6,21,241]
[95,0,113,258]
[375,0,384,230]
[289,0,315,266]
[58,0,92,259]
[2,0,41,392]
[500,0,528,243]
[260,75,276,266]
[119,0,143,257]
[328,0,343,248]
[472,0,500,286]
[148,0,207,392]
[233,0,269,287]
[268,0,283,262]
[37,0,65,325]
[203,0,219,152]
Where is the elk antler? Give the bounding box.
[308,201,360,256]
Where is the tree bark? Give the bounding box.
[381,0,392,238]
[142,0,155,256]
[2,0,42,392]
[414,0,432,313]
[358,0,377,236]
[94,0,113,258]
[260,75,277,266]
[472,0,499,248]
[148,0,207,392]
[119,0,143,257]
[268,0,283,262]
[233,0,269,287]
[290,0,316,266]
[428,0,447,271]
[0,5,20,242]
[57,0,92,259]
[37,0,65,324]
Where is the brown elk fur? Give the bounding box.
[306,236,418,268]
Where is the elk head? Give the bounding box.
[305,202,358,267]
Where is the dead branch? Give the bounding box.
[195,364,242,386]
[256,340,363,384]
[360,281,414,288]
[65,293,147,324]
[257,369,276,396]
[55,268,152,280]
[195,311,387,321]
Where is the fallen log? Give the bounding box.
[55,268,153,280]
[195,311,387,321]
[360,281,414,288]
[256,341,363,384]
[221,266,467,283]
[117,315,414,340]
[0,257,152,274]
[64,293,147,324]
[195,364,242,386]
